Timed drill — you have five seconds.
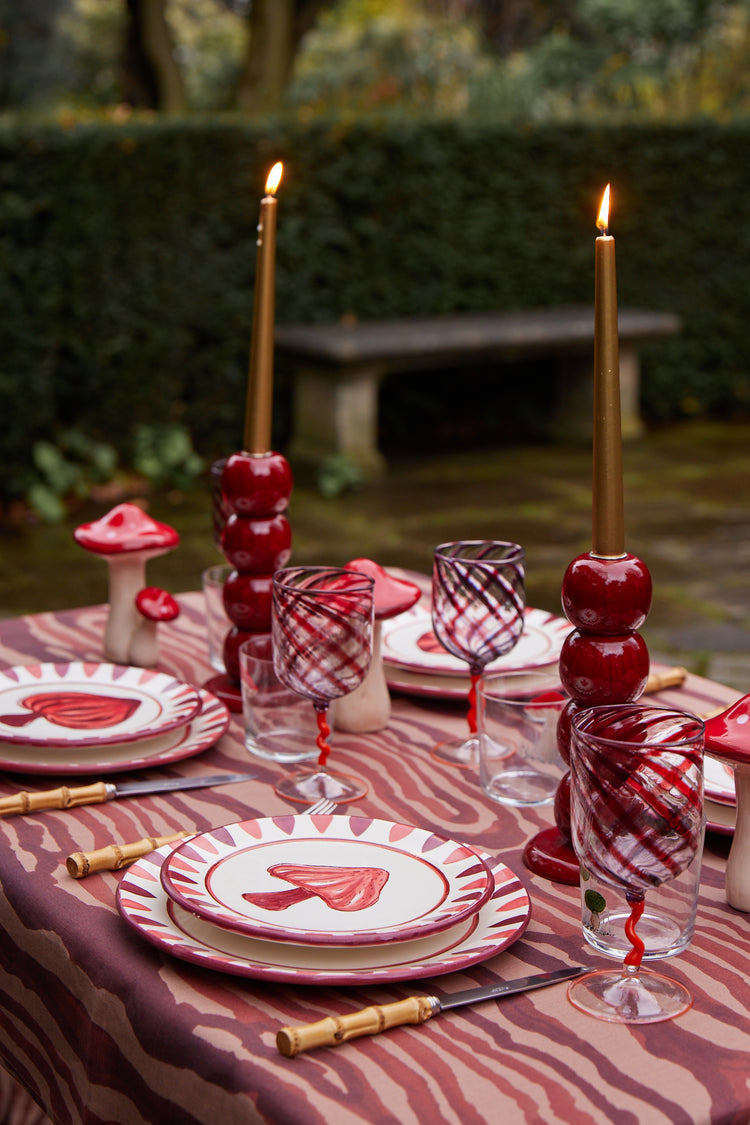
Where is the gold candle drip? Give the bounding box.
[244,161,283,454]
[592,184,625,558]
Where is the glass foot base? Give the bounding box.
[203,673,242,713]
[568,967,692,1024]
[274,768,368,805]
[523,827,580,885]
[431,734,478,769]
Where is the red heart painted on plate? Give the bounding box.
[0,692,141,730]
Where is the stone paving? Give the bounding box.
[2,419,750,693]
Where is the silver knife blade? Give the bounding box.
[108,772,256,799]
[433,965,594,1013]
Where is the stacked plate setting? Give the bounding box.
[381,600,572,700]
[116,813,532,985]
[0,662,230,774]
[704,755,737,834]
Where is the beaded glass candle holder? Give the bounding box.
[523,551,652,883]
[204,451,293,711]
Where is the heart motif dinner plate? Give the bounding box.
[0,663,201,748]
[160,815,496,946]
[381,604,571,679]
[117,841,531,985]
[0,687,229,775]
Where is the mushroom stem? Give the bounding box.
[335,620,391,734]
[104,555,147,664]
[128,619,158,668]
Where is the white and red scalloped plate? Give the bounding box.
[0,662,201,748]
[382,604,571,681]
[160,814,496,947]
[705,753,736,806]
[0,687,228,774]
[117,837,530,985]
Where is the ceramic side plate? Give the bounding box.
[160,814,495,946]
[0,663,200,747]
[705,753,736,806]
[382,604,572,677]
[118,840,531,985]
[0,687,228,774]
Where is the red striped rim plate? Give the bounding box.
[0,686,227,774]
[117,839,531,985]
[159,815,496,946]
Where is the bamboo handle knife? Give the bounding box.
[277,997,435,1057]
[0,782,110,817]
[276,966,592,1057]
[0,771,255,818]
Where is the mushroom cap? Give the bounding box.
[74,503,179,556]
[135,586,180,622]
[345,559,421,620]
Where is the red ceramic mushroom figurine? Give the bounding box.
[335,559,421,733]
[74,503,179,664]
[129,587,180,668]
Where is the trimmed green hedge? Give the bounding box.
[1,116,748,500]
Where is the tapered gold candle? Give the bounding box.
[244,161,283,454]
[592,184,625,557]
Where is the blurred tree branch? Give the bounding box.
[121,0,186,111]
[234,0,334,112]
[427,0,576,55]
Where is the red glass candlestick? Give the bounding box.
[205,162,288,709]
[523,185,653,882]
[523,552,652,883]
[204,451,292,711]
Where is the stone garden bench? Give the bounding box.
[276,306,681,477]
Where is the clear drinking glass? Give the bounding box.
[432,540,526,767]
[478,671,567,806]
[568,703,704,1024]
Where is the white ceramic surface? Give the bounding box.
[704,753,736,806]
[160,814,495,946]
[117,841,531,985]
[381,604,571,678]
[0,663,200,747]
[0,688,228,775]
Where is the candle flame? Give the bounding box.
[597,184,611,233]
[265,162,283,196]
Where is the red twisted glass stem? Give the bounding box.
[315,707,331,767]
[467,670,481,734]
[623,894,646,969]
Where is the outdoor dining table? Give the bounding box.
[0,592,748,1125]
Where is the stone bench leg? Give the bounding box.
[287,365,387,478]
[618,346,645,439]
[553,346,644,441]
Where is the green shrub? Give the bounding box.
[0,115,748,503]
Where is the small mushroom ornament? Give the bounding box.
[74,503,179,664]
[128,587,180,668]
[334,560,421,733]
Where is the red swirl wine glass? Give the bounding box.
[432,541,526,767]
[568,703,704,1024]
[271,566,374,804]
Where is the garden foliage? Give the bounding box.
[0,115,747,502]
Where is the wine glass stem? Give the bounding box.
[467,668,482,734]
[623,893,646,970]
[314,703,331,767]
